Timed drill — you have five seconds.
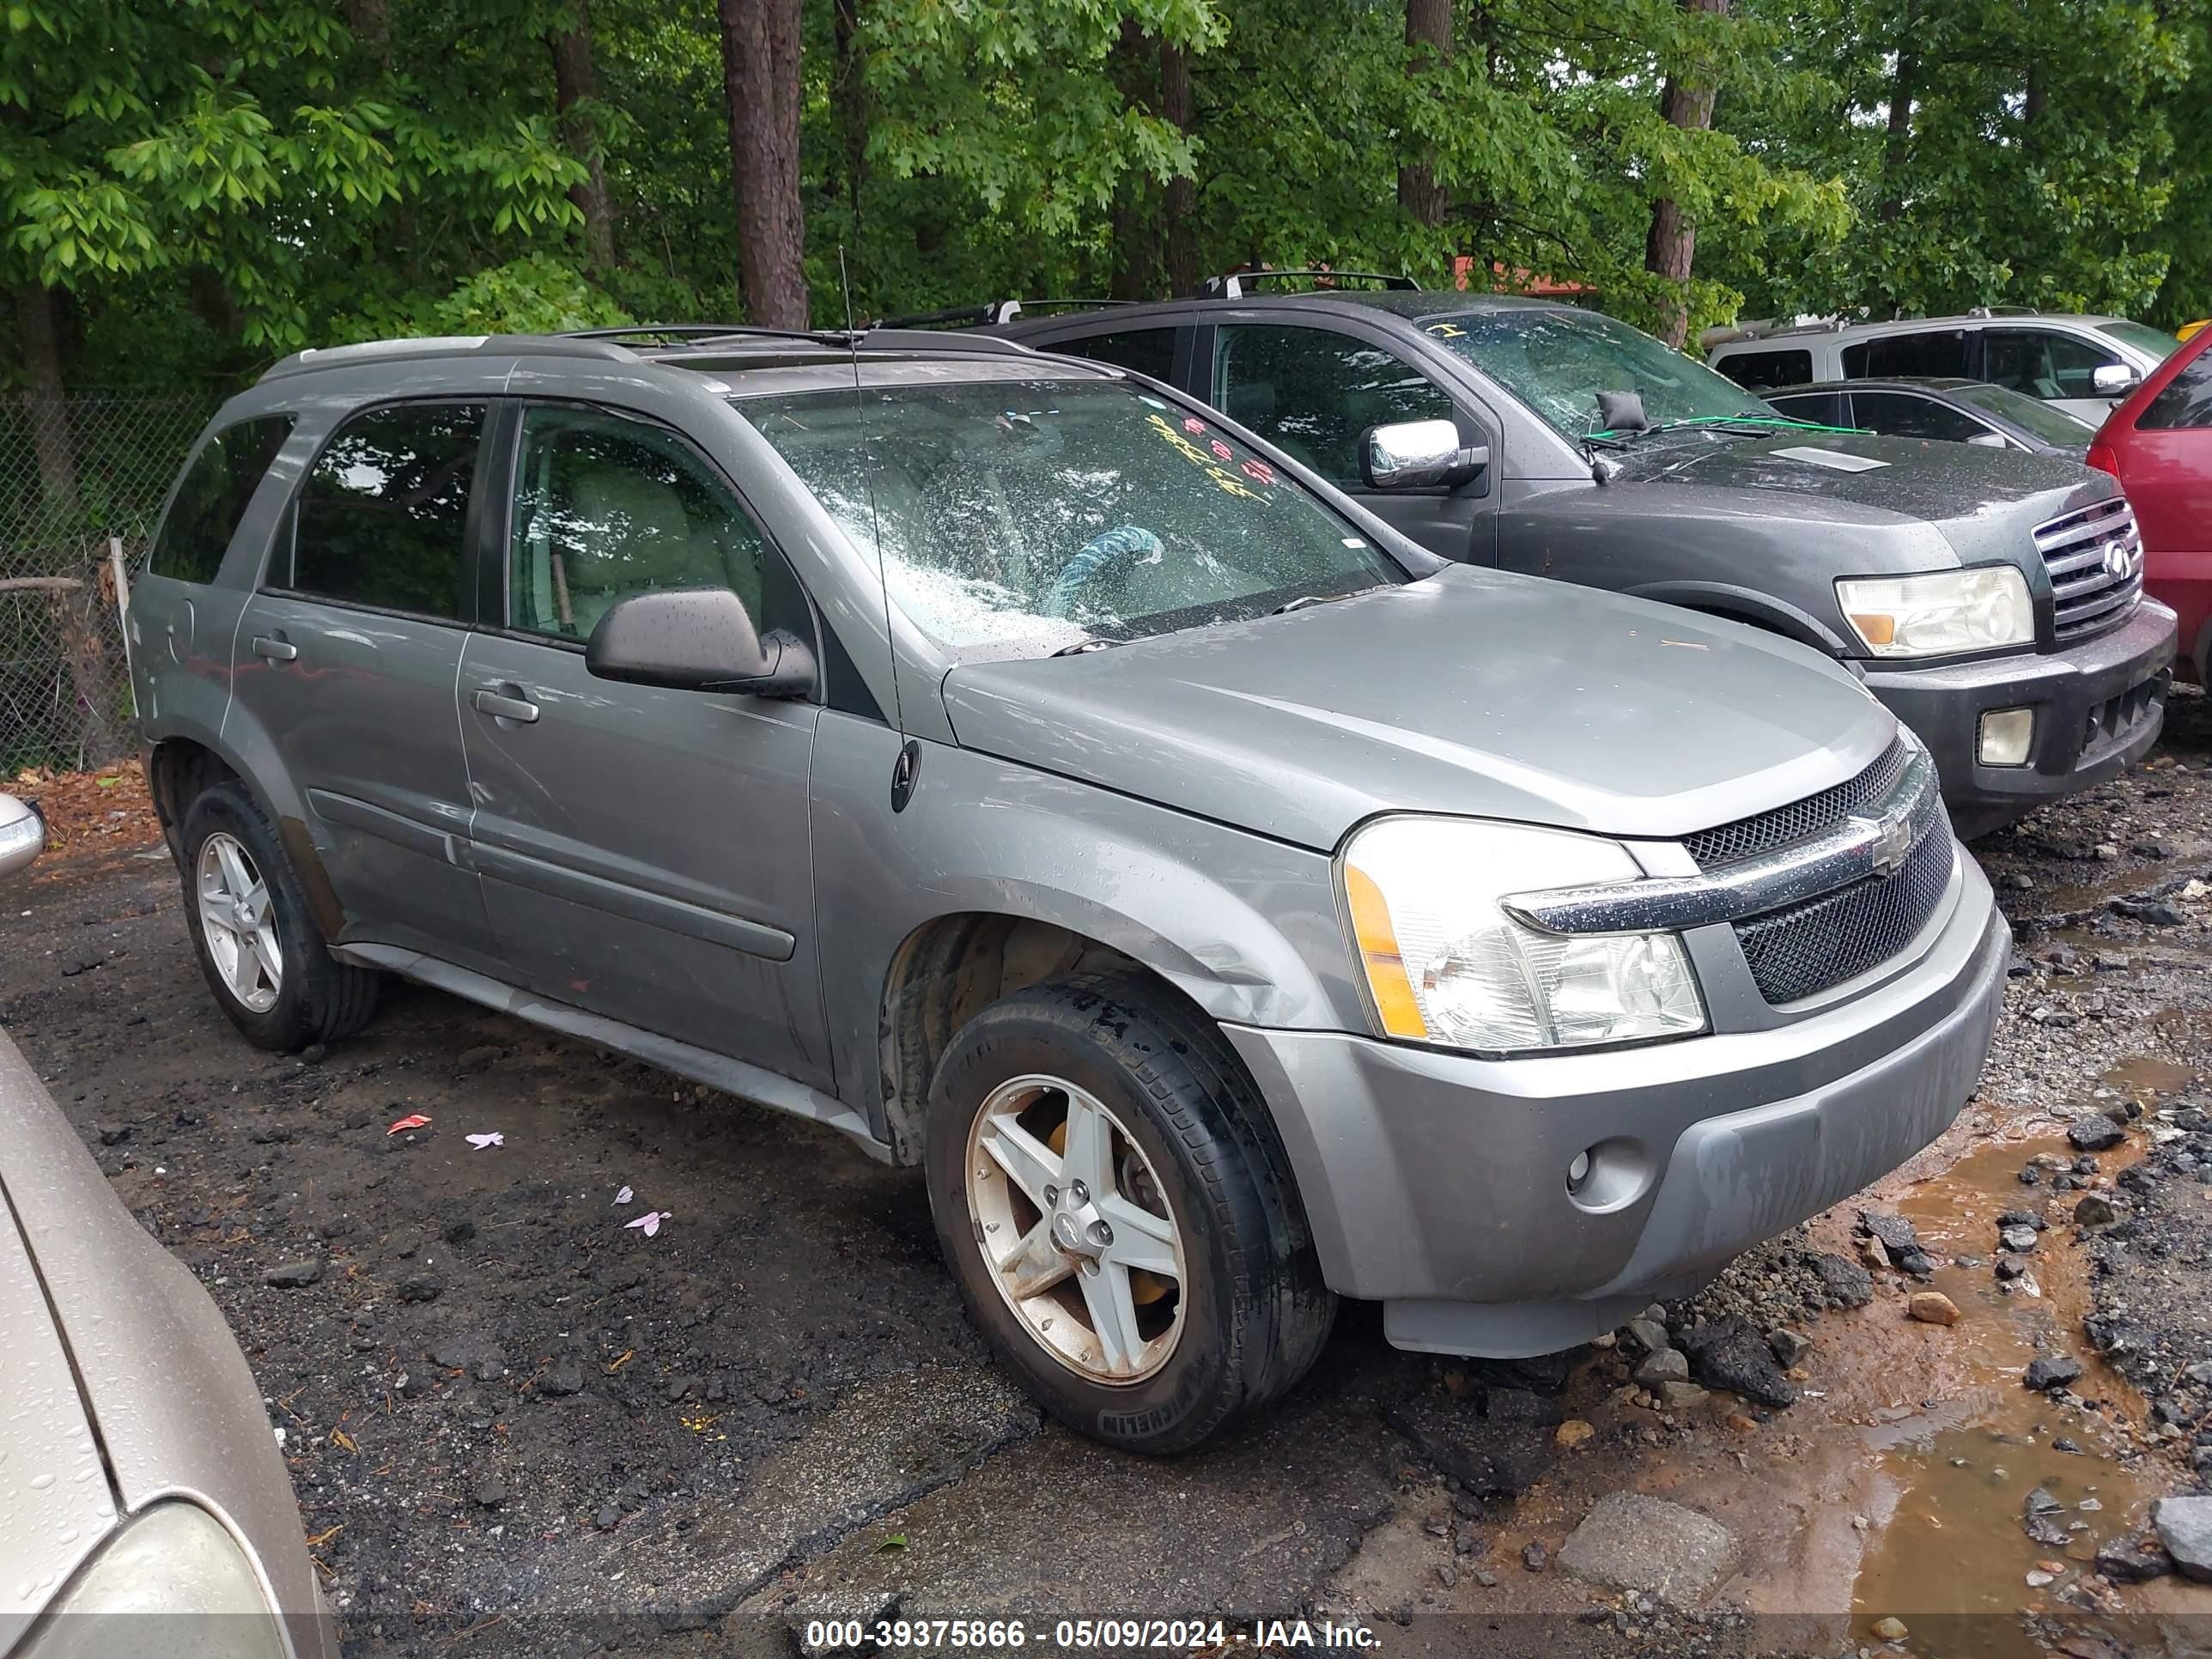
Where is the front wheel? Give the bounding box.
[926,976,1334,1453]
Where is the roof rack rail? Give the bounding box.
[1965,305,2039,318]
[259,332,641,382]
[561,323,863,346]
[872,299,1131,331]
[1200,270,1420,301]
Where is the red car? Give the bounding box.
[2090,326,2212,684]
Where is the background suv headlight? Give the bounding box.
[21,1503,288,1659]
[1835,567,2033,658]
[1340,817,1705,1054]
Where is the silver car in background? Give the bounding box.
[0,1017,331,1658]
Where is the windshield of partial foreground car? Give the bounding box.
[739,378,1401,654]
[1420,307,1774,437]
[2096,320,2183,363]
[1951,381,2096,445]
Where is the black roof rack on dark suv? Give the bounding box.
[1200,270,1419,300]
[874,300,1133,331]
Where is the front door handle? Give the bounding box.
[471,687,541,724]
[251,635,297,662]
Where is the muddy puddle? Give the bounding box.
[1847,1063,2212,1655]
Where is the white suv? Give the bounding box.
[1708,310,2181,427]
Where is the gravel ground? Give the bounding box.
[3,687,2209,1658]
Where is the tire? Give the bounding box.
[179,781,380,1051]
[926,975,1335,1453]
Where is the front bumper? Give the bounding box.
[1863,599,2176,837]
[1223,850,2008,1358]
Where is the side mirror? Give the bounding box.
[1361,419,1488,490]
[2091,363,2142,397]
[1966,431,2008,448]
[586,589,816,699]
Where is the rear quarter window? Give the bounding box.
[2140,352,2212,430]
[1053,328,1178,381]
[147,415,295,584]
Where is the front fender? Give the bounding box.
[1616,579,1857,658]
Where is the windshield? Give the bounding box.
[739,377,1401,655]
[1950,380,2096,445]
[2096,319,2184,363]
[1420,307,1772,437]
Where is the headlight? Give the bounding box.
[1835,567,2033,658]
[24,1502,289,1659]
[1340,817,1706,1054]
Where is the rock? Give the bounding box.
[1624,1317,1671,1356]
[2135,839,2176,859]
[2111,898,2185,927]
[2024,1354,2083,1391]
[1656,1381,1711,1413]
[397,1273,443,1304]
[1996,1208,2046,1231]
[1860,1235,1893,1271]
[385,1226,425,1261]
[2001,1225,2041,1254]
[2098,1537,2175,1583]
[1554,1419,1595,1449]
[1808,1252,1875,1309]
[2154,1496,2212,1582]
[594,1504,619,1531]
[1520,1541,1548,1573]
[1766,1328,1812,1368]
[2075,1194,2118,1227]
[94,1121,130,1146]
[457,1044,502,1073]
[1634,1348,1690,1387]
[2024,1486,2063,1515]
[2024,1570,2056,1589]
[1555,1492,1741,1605]
[2069,1118,2127,1153]
[1859,1210,1922,1256]
[1384,1396,1558,1500]
[264,1258,325,1289]
[299,1042,329,1064]
[1995,1255,2033,1280]
[1678,1316,1798,1408]
[1871,1615,1908,1642]
[441,1217,477,1246]
[539,1358,586,1398]
[1908,1291,1960,1326]
[428,1332,504,1379]
[471,1475,507,1509]
[2094,842,2121,860]
[1894,1249,1937,1279]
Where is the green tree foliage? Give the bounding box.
[3,0,2207,401]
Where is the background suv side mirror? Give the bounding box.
[586,589,816,699]
[2091,363,2142,397]
[1361,419,1488,490]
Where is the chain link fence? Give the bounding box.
[3,392,216,774]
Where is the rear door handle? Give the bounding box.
[251,635,296,662]
[471,687,541,724]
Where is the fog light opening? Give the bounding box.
[1566,1149,1594,1192]
[1978,706,2034,768]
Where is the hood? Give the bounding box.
[940,567,1896,851]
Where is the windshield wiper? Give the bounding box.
[1273,590,1364,615]
[1051,636,1119,657]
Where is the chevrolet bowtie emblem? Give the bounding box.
[1853,808,1915,878]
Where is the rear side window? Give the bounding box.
[1841,331,1970,379]
[289,403,486,620]
[148,415,295,584]
[2140,352,2212,430]
[1850,392,1989,444]
[1766,391,1847,427]
[1715,349,1811,390]
[1057,328,1177,381]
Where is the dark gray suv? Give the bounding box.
[994,287,2177,836]
[131,326,2007,1451]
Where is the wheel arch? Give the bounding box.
[146,726,343,941]
[1620,580,1856,657]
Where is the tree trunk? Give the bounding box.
[46,584,124,766]
[1160,42,1200,296]
[552,3,617,272]
[15,282,76,517]
[1879,9,1917,224]
[833,0,867,228]
[345,0,389,58]
[1642,0,1729,349]
[1397,0,1454,228]
[1107,19,1157,301]
[719,0,810,330]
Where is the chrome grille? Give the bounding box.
[1735,830,1954,1004]
[2035,496,2143,642]
[1683,739,1910,868]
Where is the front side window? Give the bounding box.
[1841,331,1970,379]
[507,406,769,641]
[1984,329,2121,401]
[291,403,485,619]
[1213,325,1456,483]
[1850,392,1989,444]
[150,415,295,585]
[1420,307,1769,437]
[741,376,1401,655]
[1059,328,1177,382]
[1715,349,1812,390]
[2139,351,2212,431]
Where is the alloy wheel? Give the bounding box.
[196,831,283,1013]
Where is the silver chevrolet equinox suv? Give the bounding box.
[130,325,2010,1452]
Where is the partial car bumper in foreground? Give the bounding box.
[1224,848,2008,1358]
[1864,599,2176,838]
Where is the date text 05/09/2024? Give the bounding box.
[800,1618,1382,1651]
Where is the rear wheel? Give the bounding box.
[926,976,1334,1453]
[179,782,379,1050]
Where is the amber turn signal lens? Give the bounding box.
[1345,864,1427,1039]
